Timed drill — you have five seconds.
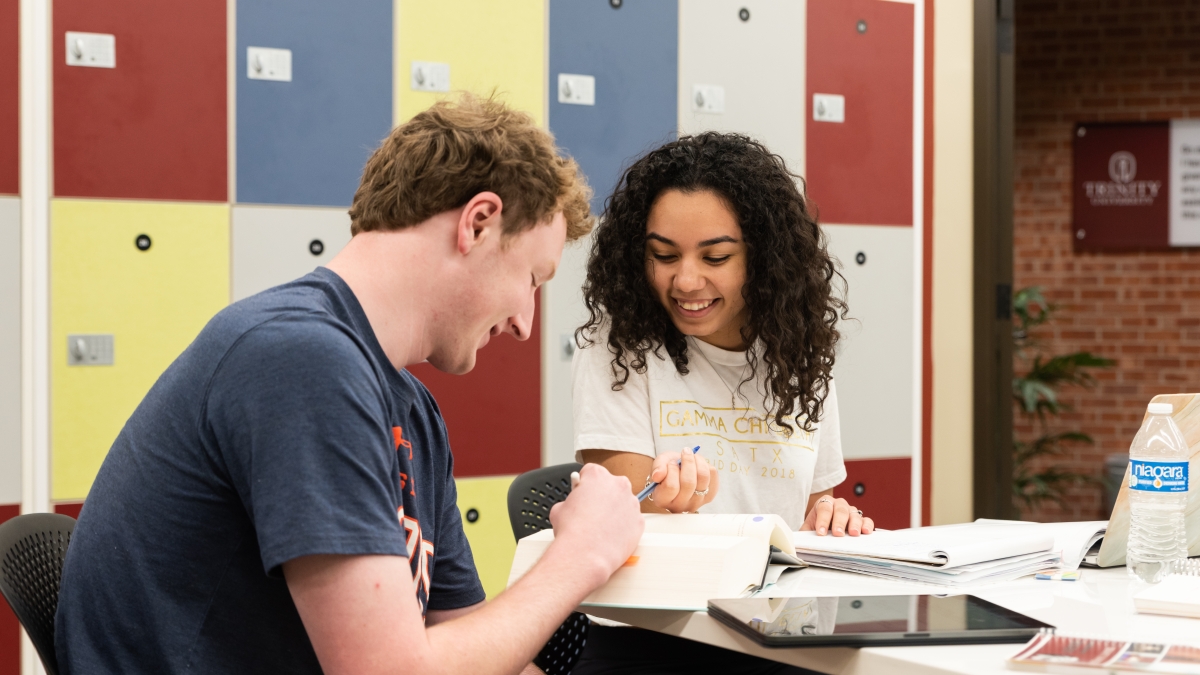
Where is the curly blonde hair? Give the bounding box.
[350,94,593,241]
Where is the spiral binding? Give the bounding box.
[1173,558,1200,576]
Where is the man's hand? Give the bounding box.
[286,465,645,675]
[548,462,644,583]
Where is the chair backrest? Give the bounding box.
[0,513,77,675]
[506,463,586,675]
[507,463,582,541]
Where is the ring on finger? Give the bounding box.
[693,488,709,497]
[643,476,655,502]
[817,496,832,505]
[854,509,863,516]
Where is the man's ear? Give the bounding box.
[456,192,504,256]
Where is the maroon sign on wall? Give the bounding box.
[1073,121,1169,251]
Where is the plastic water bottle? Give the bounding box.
[1127,401,1190,583]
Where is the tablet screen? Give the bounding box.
[707,595,1051,646]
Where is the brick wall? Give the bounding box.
[1014,0,1200,521]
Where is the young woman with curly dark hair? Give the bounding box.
[568,134,876,675]
[572,132,874,535]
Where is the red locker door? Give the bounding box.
[807,0,914,226]
[0,0,16,195]
[833,458,911,531]
[407,293,541,478]
[53,0,226,201]
[0,504,18,675]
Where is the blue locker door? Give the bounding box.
[548,0,678,206]
[236,0,392,207]
[544,0,678,464]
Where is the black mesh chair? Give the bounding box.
[507,463,589,675]
[0,513,76,675]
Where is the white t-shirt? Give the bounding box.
[572,332,847,529]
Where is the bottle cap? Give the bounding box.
[1148,402,1174,415]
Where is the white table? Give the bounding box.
[585,567,1200,674]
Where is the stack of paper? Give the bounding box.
[791,522,1063,586]
[975,519,1107,570]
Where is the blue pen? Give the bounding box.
[636,446,701,502]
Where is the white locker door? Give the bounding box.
[0,197,20,506]
[678,0,806,175]
[823,224,914,460]
[231,205,353,301]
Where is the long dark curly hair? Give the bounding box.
[577,132,847,433]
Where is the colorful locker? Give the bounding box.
[236,0,392,207]
[806,0,914,225]
[50,200,230,501]
[833,458,911,531]
[396,0,545,124]
[542,0,679,466]
[0,505,15,675]
[397,1,547,479]
[826,224,914,530]
[455,475,517,599]
[407,305,543,477]
[53,0,226,201]
[825,224,914,459]
[1,8,15,667]
[0,0,16,195]
[0,197,18,510]
[809,0,919,526]
[231,206,352,301]
[678,0,806,176]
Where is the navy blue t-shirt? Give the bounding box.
[56,268,485,674]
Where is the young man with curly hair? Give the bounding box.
[55,96,684,675]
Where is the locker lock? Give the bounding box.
[738,7,750,21]
[856,20,868,34]
[465,508,479,523]
[309,239,325,256]
[851,600,863,609]
[609,0,621,7]
[855,251,866,265]
[853,482,865,497]
[135,234,152,251]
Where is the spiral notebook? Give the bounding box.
[1008,633,1200,673]
[1133,561,1200,619]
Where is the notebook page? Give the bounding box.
[975,519,1107,570]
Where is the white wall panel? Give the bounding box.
[0,197,20,504]
[679,0,806,175]
[825,223,913,460]
[231,205,352,302]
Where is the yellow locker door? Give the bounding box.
[455,475,517,599]
[396,0,545,125]
[51,199,230,500]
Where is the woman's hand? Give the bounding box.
[645,448,719,514]
[800,491,874,536]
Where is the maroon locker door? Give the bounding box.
[807,0,913,226]
[53,0,226,201]
[833,457,911,531]
[0,504,19,675]
[0,0,16,195]
[407,293,541,478]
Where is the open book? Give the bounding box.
[506,514,804,611]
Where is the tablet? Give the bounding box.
[707,595,1053,648]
